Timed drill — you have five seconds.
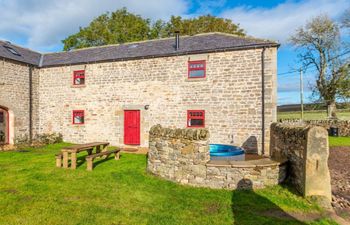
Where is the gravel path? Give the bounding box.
[329,146,350,220]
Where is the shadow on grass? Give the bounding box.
[231,179,306,225]
[73,153,123,169]
[92,156,117,169]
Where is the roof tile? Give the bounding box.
[0,33,279,67]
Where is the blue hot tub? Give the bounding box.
[209,144,245,161]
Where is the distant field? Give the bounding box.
[277,110,350,120]
[329,136,350,147]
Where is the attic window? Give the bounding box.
[73,70,85,85]
[188,60,206,78]
[3,46,21,56]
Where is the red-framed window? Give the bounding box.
[187,110,205,127]
[73,70,85,85]
[188,60,206,78]
[72,110,85,125]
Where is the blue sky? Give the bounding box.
[0,0,349,105]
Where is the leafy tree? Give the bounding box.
[290,14,350,118]
[62,8,245,51]
[160,15,245,37]
[342,8,350,29]
[63,8,151,51]
[339,9,350,102]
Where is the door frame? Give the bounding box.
[123,109,141,145]
[0,106,12,144]
[119,105,148,147]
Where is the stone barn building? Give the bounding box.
[0,33,278,155]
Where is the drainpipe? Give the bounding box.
[29,66,33,143]
[261,47,266,155]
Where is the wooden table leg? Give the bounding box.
[96,145,101,154]
[101,144,108,159]
[63,151,69,168]
[114,151,120,160]
[71,152,77,169]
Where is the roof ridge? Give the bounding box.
[1,33,279,67]
[43,32,278,55]
[43,35,193,55]
[214,32,278,44]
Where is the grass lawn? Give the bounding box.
[329,136,350,147]
[0,143,338,225]
[278,110,350,120]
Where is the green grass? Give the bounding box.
[329,136,350,147]
[0,143,338,225]
[278,110,350,120]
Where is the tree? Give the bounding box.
[62,8,151,51]
[337,65,350,101]
[290,14,349,118]
[339,9,350,102]
[62,8,245,51]
[157,15,245,38]
[342,8,350,29]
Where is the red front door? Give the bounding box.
[124,110,140,145]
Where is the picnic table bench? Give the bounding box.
[57,142,109,169]
[86,148,120,171]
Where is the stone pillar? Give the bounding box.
[304,127,332,201]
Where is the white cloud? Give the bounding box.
[1,0,349,51]
[278,81,312,93]
[220,0,349,43]
[0,0,188,51]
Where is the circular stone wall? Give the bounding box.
[147,125,287,190]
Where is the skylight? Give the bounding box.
[3,45,21,56]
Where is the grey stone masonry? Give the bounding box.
[36,48,277,153]
[148,125,287,190]
[0,34,278,153]
[270,123,332,200]
[281,119,350,136]
[0,59,40,144]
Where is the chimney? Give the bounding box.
[175,31,180,51]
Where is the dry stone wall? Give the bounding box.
[270,123,332,200]
[280,119,350,136]
[148,125,287,190]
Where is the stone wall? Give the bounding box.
[35,48,277,153]
[280,119,350,136]
[0,59,39,144]
[148,125,287,189]
[270,123,332,200]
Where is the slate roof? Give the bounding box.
[0,33,279,67]
[0,40,42,65]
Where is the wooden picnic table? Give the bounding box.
[61,142,109,169]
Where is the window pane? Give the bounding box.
[75,78,85,85]
[0,112,3,123]
[189,70,205,78]
[74,116,84,124]
[190,63,204,69]
[190,119,204,126]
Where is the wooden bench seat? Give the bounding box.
[85,148,120,171]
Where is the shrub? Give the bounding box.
[14,133,63,149]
